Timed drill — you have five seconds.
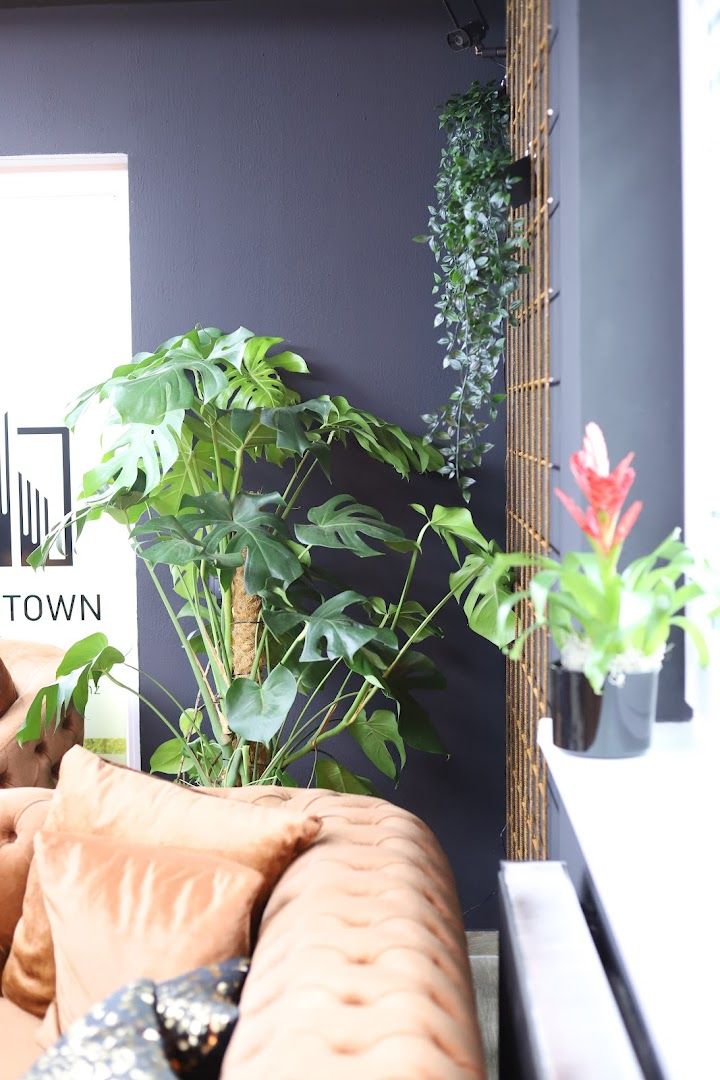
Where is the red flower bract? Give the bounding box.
[555,422,642,555]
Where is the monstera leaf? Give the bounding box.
[132,491,303,593]
[222,336,303,410]
[149,737,196,776]
[80,412,185,503]
[18,633,125,745]
[362,597,443,642]
[300,591,397,665]
[420,504,496,560]
[149,440,218,517]
[325,397,443,478]
[315,758,374,795]
[30,412,186,567]
[295,495,405,557]
[349,709,406,779]
[385,650,446,755]
[206,325,255,365]
[225,665,297,744]
[248,398,334,456]
[450,553,516,647]
[104,348,228,425]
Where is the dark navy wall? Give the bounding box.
[0,0,508,925]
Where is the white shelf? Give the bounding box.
[538,715,720,1080]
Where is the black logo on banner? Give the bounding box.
[0,413,73,568]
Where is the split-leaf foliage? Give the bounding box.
[20,325,514,791]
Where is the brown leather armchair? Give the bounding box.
[0,641,83,789]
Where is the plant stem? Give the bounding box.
[286,691,359,749]
[249,625,269,681]
[184,569,229,694]
[390,523,430,631]
[144,562,227,746]
[224,742,245,787]
[280,433,333,520]
[292,660,343,728]
[280,452,309,505]
[283,710,354,765]
[222,584,233,671]
[282,456,320,518]
[263,659,343,775]
[119,663,188,717]
[285,590,455,766]
[229,448,243,501]
[177,438,204,498]
[209,420,224,495]
[229,421,260,502]
[279,626,308,667]
[199,571,231,681]
[384,590,454,678]
[106,674,211,786]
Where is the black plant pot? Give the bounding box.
[550,663,660,758]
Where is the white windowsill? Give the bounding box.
[538,714,720,1080]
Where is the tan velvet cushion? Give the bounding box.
[0,655,18,717]
[0,996,44,1080]
[2,746,321,1017]
[34,831,263,1034]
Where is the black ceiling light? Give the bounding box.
[442,1,507,60]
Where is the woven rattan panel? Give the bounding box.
[505,0,551,861]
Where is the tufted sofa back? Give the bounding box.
[217,787,485,1079]
[0,788,51,978]
[0,641,83,789]
[0,785,485,1079]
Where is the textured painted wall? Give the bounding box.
[0,0,508,925]
[549,0,686,719]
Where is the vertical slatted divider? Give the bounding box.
[505,0,552,860]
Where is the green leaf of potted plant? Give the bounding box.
[500,423,719,757]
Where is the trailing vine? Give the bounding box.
[416,80,526,501]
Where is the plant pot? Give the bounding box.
[550,663,659,758]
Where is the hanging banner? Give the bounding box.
[0,156,138,765]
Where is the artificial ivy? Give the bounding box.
[416,80,526,501]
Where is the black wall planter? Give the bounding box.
[551,663,660,758]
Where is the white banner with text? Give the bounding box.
[0,156,138,764]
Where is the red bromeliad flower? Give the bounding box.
[555,422,643,555]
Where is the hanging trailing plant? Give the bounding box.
[416,79,526,501]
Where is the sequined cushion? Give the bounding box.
[23,957,249,1079]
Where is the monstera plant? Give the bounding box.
[20,325,514,791]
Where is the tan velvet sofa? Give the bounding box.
[0,641,83,789]
[0,784,486,1079]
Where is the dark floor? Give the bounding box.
[467,931,499,1080]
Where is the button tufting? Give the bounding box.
[213,785,485,1078]
[340,993,366,1006]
